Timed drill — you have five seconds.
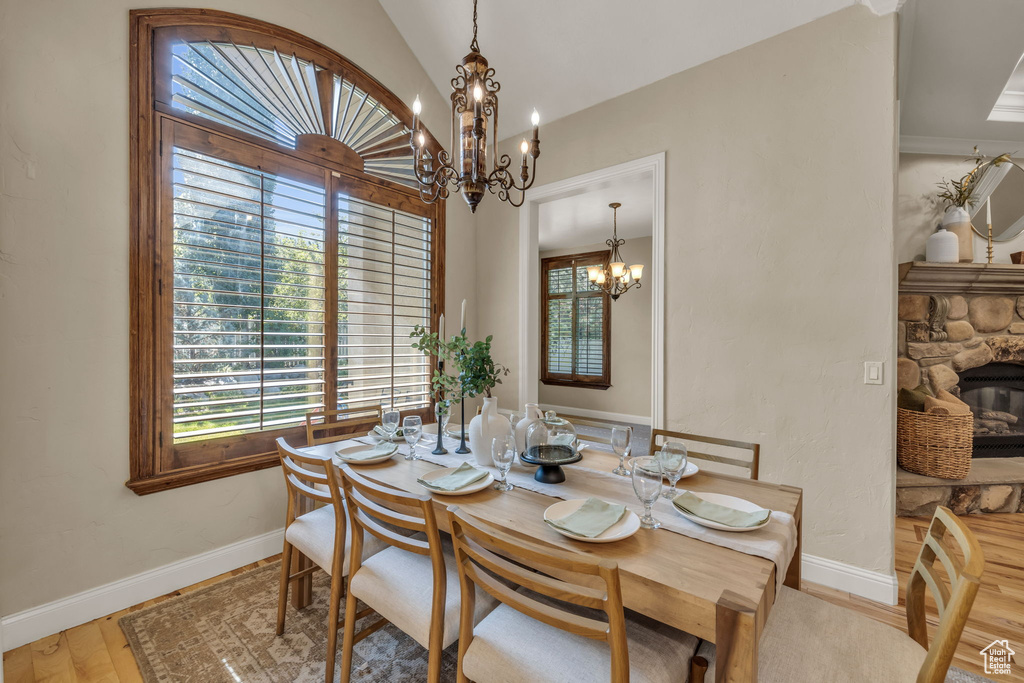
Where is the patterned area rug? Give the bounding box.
[120,562,457,682]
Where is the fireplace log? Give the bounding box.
[980,409,1018,425]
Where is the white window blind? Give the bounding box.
[171,147,327,442]
[336,195,432,413]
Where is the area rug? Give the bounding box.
[120,562,457,682]
[121,561,992,683]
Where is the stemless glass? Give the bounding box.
[381,408,400,440]
[657,441,689,499]
[403,416,423,460]
[611,425,633,476]
[631,456,663,529]
[491,435,516,491]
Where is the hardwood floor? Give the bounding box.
[3,515,1021,682]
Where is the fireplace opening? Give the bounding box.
[958,362,1024,458]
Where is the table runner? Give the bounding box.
[395,443,797,597]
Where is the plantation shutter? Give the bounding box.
[171,146,327,442]
[336,191,432,413]
[540,252,611,388]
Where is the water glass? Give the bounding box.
[381,408,400,439]
[611,425,632,476]
[657,441,688,499]
[631,456,663,529]
[491,435,516,491]
[403,416,423,460]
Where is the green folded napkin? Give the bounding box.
[417,462,488,491]
[672,491,770,528]
[550,433,576,446]
[545,497,626,538]
[373,425,404,439]
[336,442,398,461]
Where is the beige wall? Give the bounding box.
[476,5,898,574]
[897,152,1024,263]
[537,239,653,419]
[0,0,476,616]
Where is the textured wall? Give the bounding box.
[475,5,899,574]
[0,0,476,616]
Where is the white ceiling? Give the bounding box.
[379,0,892,141]
[899,0,1024,153]
[538,173,653,251]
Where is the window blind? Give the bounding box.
[171,147,327,442]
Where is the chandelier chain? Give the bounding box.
[470,0,480,52]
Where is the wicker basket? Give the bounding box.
[896,407,972,479]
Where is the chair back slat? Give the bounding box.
[457,535,607,610]
[340,465,439,560]
[906,506,985,683]
[306,406,383,446]
[463,562,610,640]
[447,506,629,678]
[277,438,340,509]
[650,428,760,480]
[560,415,615,446]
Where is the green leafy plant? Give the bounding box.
[409,326,510,403]
[936,148,1014,209]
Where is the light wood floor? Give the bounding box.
[3,514,1021,682]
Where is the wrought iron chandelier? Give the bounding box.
[587,203,644,300]
[408,0,540,213]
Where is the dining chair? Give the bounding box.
[562,414,616,448]
[338,466,498,683]
[305,405,383,446]
[274,438,386,683]
[692,506,984,682]
[649,428,760,480]
[446,506,701,683]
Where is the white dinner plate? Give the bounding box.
[542,499,641,544]
[640,460,700,480]
[672,491,771,533]
[445,424,469,439]
[367,429,404,443]
[418,467,493,496]
[333,444,399,465]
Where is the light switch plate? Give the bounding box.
[864,361,883,385]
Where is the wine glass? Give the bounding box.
[657,441,689,499]
[491,435,516,491]
[381,407,400,440]
[403,416,423,460]
[611,425,632,476]
[631,456,663,529]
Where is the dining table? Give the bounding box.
[294,430,803,683]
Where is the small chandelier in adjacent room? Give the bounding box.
[587,203,644,301]
[408,0,540,213]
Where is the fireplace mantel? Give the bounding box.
[899,262,1024,295]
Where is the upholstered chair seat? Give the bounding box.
[284,504,386,578]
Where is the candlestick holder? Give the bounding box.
[432,361,448,455]
[455,390,471,454]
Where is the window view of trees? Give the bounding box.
[541,253,611,388]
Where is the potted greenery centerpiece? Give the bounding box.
[410,325,509,462]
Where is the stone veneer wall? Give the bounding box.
[896,293,1024,516]
[897,294,1024,395]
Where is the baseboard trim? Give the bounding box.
[1,528,284,651]
[802,554,899,605]
[539,404,652,426]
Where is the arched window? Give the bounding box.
[129,9,444,493]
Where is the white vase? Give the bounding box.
[926,226,959,263]
[468,397,510,466]
[514,403,544,454]
[941,206,973,263]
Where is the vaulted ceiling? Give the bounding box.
[379,0,899,141]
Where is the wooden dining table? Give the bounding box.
[294,434,803,683]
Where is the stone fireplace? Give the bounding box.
[896,262,1024,516]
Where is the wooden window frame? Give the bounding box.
[540,251,611,390]
[128,9,444,494]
